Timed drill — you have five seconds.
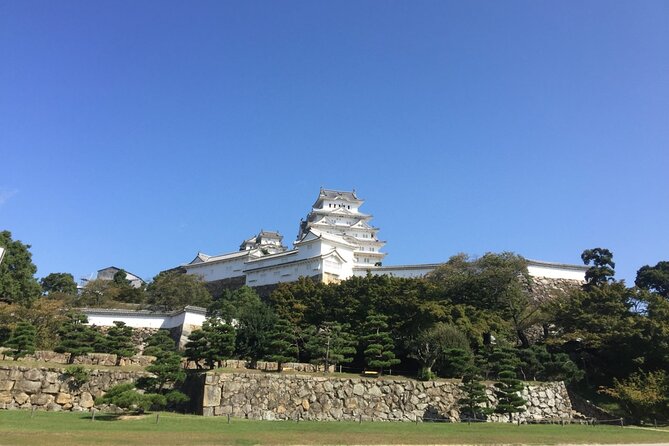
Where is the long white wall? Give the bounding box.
[82,306,207,330]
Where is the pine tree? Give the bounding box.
[105,321,137,366]
[458,368,493,421]
[55,312,103,364]
[202,318,236,368]
[305,322,356,372]
[362,313,400,374]
[184,329,208,369]
[143,330,177,357]
[493,363,526,422]
[6,321,36,360]
[266,318,298,372]
[145,351,186,392]
[439,347,474,378]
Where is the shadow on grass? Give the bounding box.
[78,413,153,422]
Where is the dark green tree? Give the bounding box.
[40,273,77,295]
[636,261,669,299]
[493,362,526,422]
[54,312,104,363]
[5,321,36,360]
[439,348,474,378]
[362,313,400,374]
[236,298,276,369]
[304,322,357,372]
[105,321,137,366]
[0,231,41,306]
[95,383,166,414]
[146,271,212,310]
[184,329,209,369]
[185,318,236,369]
[145,351,186,392]
[112,269,131,287]
[143,330,177,357]
[581,248,616,287]
[266,318,298,372]
[459,369,493,421]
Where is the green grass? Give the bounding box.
[1,410,669,446]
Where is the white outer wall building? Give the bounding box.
[82,306,207,330]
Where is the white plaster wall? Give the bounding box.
[185,255,248,282]
[84,309,206,330]
[245,258,323,287]
[527,264,586,281]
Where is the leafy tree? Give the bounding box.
[0,231,41,306]
[143,330,177,357]
[516,344,583,383]
[55,312,104,363]
[362,313,400,374]
[0,299,67,350]
[426,253,542,348]
[112,269,131,287]
[601,370,669,422]
[105,321,137,365]
[96,383,166,414]
[209,286,262,322]
[304,322,356,372]
[146,271,212,310]
[581,248,615,287]
[235,297,276,369]
[266,318,298,372]
[636,261,669,299]
[40,273,77,295]
[459,369,493,420]
[5,321,36,360]
[78,279,120,307]
[411,323,473,379]
[546,282,642,384]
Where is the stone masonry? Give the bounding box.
[201,372,574,423]
[0,365,148,412]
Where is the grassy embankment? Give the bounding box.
[1,411,669,446]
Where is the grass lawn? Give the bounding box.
[1,411,669,446]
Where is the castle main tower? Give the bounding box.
[297,188,386,267]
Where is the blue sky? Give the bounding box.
[1,1,667,284]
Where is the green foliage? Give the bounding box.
[362,313,400,374]
[143,330,177,357]
[145,351,186,391]
[459,369,493,420]
[40,273,77,295]
[185,318,236,369]
[516,345,583,383]
[235,296,276,368]
[601,370,669,421]
[112,269,131,287]
[64,365,89,388]
[55,312,105,363]
[104,321,137,365]
[5,321,36,360]
[304,321,357,372]
[266,318,298,371]
[146,271,212,311]
[581,248,616,287]
[636,261,669,298]
[427,253,540,347]
[546,281,642,384]
[438,348,474,379]
[210,286,262,323]
[493,362,527,421]
[95,383,165,413]
[0,231,41,306]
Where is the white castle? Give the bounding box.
[183,188,587,288]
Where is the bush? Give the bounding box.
[96,383,166,414]
[64,365,89,389]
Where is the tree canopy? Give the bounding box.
[0,231,41,306]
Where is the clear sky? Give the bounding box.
[1,1,667,285]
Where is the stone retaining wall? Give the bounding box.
[0,365,147,411]
[201,372,574,423]
[0,350,155,367]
